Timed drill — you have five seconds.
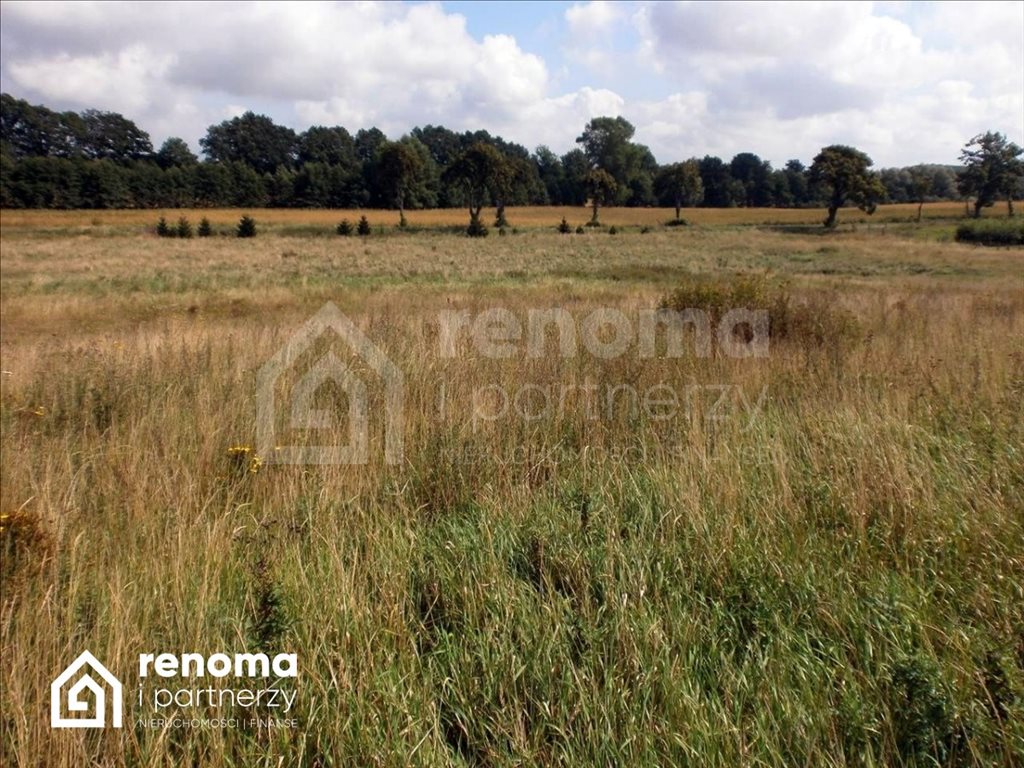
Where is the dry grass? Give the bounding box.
[0,201,984,232]
[1,212,1022,766]
[2,213,1017,343]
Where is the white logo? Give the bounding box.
[257,303,404,465]
[51,650,123,729]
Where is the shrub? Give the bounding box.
[1,508,53,586]
[498,227,507,236]
[660,275,861,349]
[640,226,651,234]
[197,217,212,237]
[887,655,959,763]
[585,219,603,228]
[557,217,571,234]
[661,277,767,325]
[237,215,257,238]
[466,216,488,238]
[575,226,585,234]
[176,216,193,239]
[336,219,354,236]
[357,215,371,236]
[954,219,1024,246]
[609,226,618,235]
[156,217,172,237]
[666,218,689,227]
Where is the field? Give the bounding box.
[1,204,1023,766]
[0,201,978,234]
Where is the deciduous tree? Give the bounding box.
[698,156,735,207]
[576,117,655,205]
[907,166,932,222]
[297,126,356,167]
[200,112,296,174]
[560,148,590,206]
[957,131,1023,217]
[79,110,153,162]
[729,152,772,207]
[808,145,885,228]
[376,141,423,225]
[655,160,704,221]
[442,142,508,236]
[585,168,617,226]
[156,138,198,169]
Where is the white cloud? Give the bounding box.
[519,87,626,150]
[626,0,1022,165]
[1,1,569,149]
[6,45,171,114]
[0,0,632,155]
[565,1,622,39]
[0,0,1020,167]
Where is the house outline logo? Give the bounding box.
[51,650,123,729]
[257,302,404,465]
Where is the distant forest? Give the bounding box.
[0,92,976,211]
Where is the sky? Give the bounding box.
[1,1,1021,168]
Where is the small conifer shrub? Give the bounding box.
[237,215,257,238]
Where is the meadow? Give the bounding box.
[1,204,1022,767]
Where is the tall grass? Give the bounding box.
[1,220,1022,766]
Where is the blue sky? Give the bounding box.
[1,1,1021,167]
[446,2,573,51]
[446,1,679,100]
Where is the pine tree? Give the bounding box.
[237,215,257,238]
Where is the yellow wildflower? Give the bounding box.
[226,444,263,476]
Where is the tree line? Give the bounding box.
[1,93,1020,223]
